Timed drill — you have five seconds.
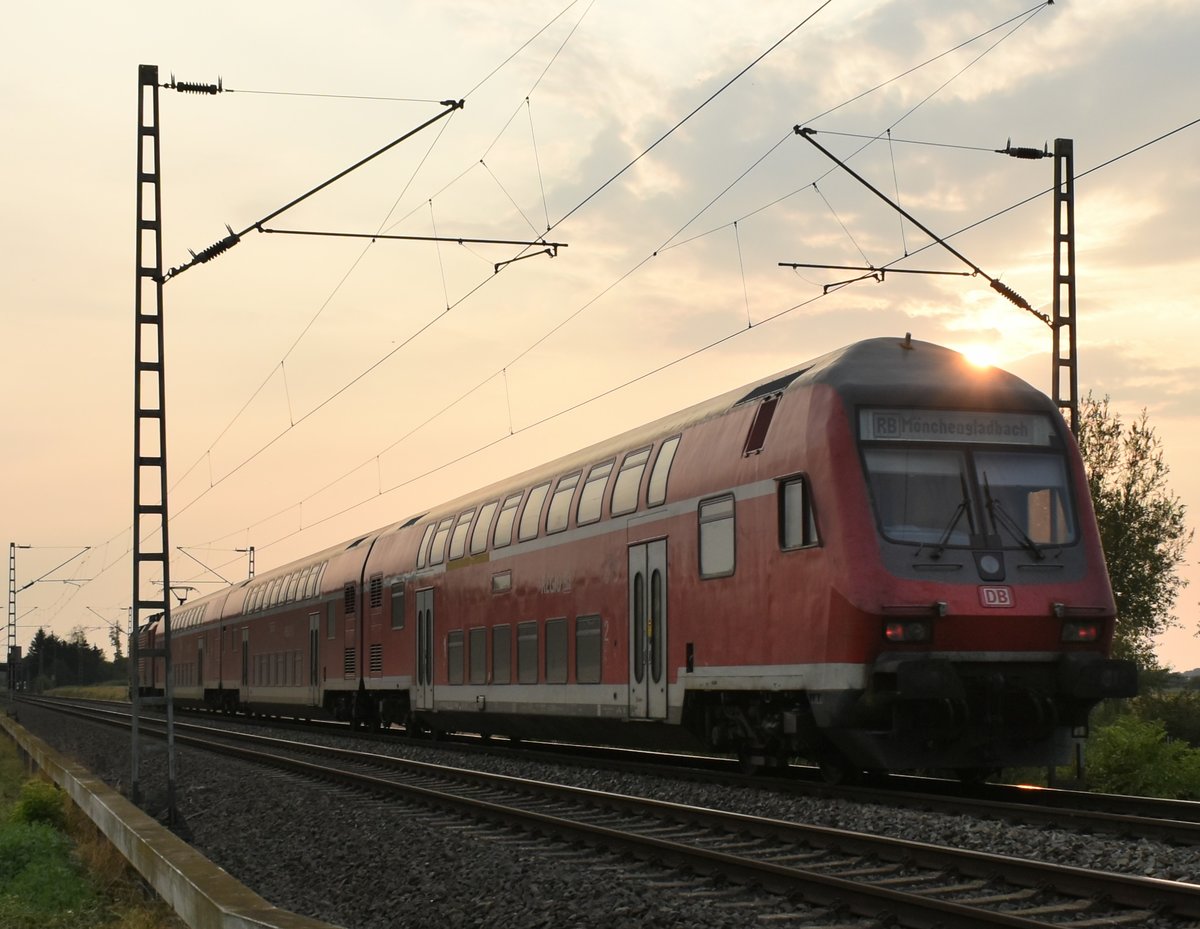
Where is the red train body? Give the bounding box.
[137,337,1136,777]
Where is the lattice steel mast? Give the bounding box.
[131,63,177,819]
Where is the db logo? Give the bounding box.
[979,586,1014,608]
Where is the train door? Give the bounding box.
[308,612,320,705]
[628,539,668,719]
[415,588,435,711]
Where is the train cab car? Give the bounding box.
[138,335,1135,778]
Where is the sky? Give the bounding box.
[2,1,1198,668]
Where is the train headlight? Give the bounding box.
[1061,622,1099,643]
[884,620,930,643]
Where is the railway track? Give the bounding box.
[28,695,1200,844]
[23,696,1200,928]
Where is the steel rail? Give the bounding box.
[24,697,1200,927]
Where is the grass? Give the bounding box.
[46,684,130,702]
[0,733,184,929]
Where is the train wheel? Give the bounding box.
[818,756,863,786]
[737,749,763,775]
[955,767,994,786]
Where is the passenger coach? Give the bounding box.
[140,336,1136,779]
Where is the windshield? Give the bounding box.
[862,448,974,545]
[975,451,1075,546]
[861,445,1076,550]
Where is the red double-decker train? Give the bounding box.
[138,336,1135,779]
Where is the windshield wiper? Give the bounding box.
[981,471,1044,561]
[918,474,974,560]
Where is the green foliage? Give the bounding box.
[1085,714,1200,798]
[11,778,66,830]
[1077,394,1192,669]
[1134,689,1200,747]
[0,821,98,926]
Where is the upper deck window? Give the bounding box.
[428,517,454,565]
[518,482,551,541]
[546,472,580,534]
[647,436,680,507]
[577,461,613,525]
[493,492,523,549]
[612,447,651,516]
[448,509,474,561]
[470,501,499,555]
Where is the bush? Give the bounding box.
[1133,689,1200,747]
[1086,714,1200,798]
[11,779,66,830]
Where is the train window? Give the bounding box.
[327,602,336,639]
[518,482,551,541]
[469,627,487,685]
[648,436,680,507]
[493,493,523,549]
[743,395,779,457]
[517,621,538,684]
[285,572,300,603]
[546,472,581,534]
[447,631,464,685]
[429,517,454,565]
[493,624,512,684]
[575,614,602,684]
[974,451,1076,546]
[492,571,512,594]
[416,523,435,568]
[391,585,405,630]
[545,618,567,683]
[297,567,311,600]
[470,501,499,555]
[448,509,475,561]
[779,477,818,549]
[268,578,281,608]
[612,447,651,516]
[698,494,736,578]
[576,460,613,525]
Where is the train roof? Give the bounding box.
[389,335,1053,522]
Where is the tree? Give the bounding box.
[1077,393,1192,669]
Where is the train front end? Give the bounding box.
[818,341,1137,775]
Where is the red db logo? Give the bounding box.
[979,586,1014,608]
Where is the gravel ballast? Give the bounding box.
[14,703,1200,927]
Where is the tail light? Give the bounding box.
[1062,622,1099,643]
[885,620,931,643]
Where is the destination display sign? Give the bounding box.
[859,409,1054,445]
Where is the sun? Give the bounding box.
[961,343,999,369]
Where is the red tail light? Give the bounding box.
[1062,622,1099,643]
[885,620,930,643]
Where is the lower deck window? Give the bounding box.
[575,614,602,683]
[517,621,538,684]
[469,627,487,685]
[447,631,464,685]
[493,624,511,684]
[545,618,567,684]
